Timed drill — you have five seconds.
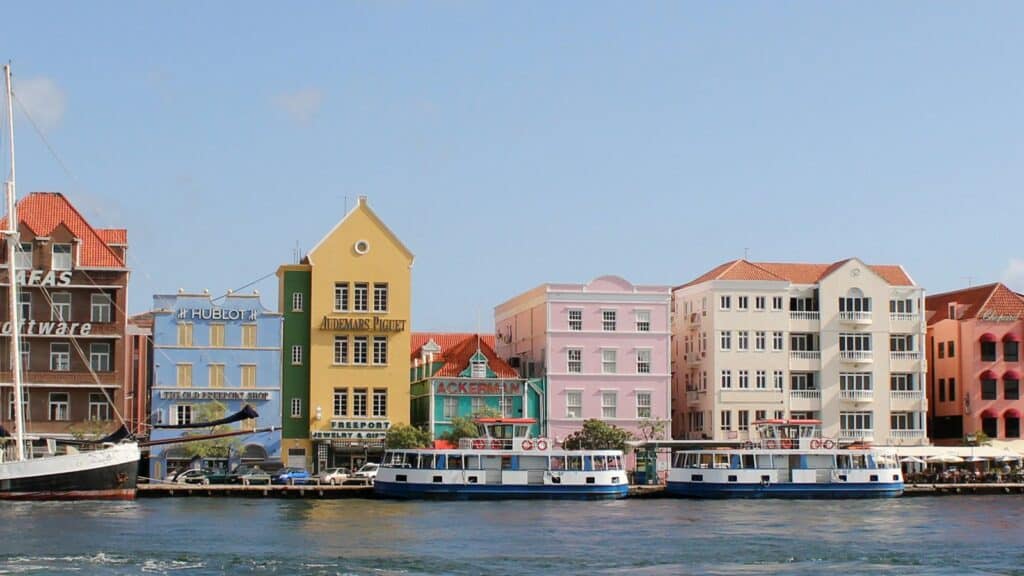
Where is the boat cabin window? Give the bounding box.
[416,454,435,469]
[483,424,514,439]
[608,455,622,470]
[713,454,730,469]
[550,456,565,470]
[464,455,480,470]
[515,425,529,437]
[593,455,607,470]
[447,455,463,470]
[567,455,583,470]
[836,454,868,469]
[502,456,514,470]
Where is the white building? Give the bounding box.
[672,258,927,446]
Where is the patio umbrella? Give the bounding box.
[965,455,988,463]
[926,454,964,464]
[900,456,926,464]
[995,455,1022,463]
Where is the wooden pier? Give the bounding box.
[902,483,1024,496]
[138,483,375,498]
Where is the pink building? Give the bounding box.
[927,283,1024,441]
[493,276,672,444]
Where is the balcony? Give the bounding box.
[888,429,926,443]
[889,312,919,324]
[789,389,821,412]
[890,351,921,361]
[890,390,923,401]
[686,390,702,404]
[839,429,874,442]
[790,350,820,360]
[789,350,821,371]
[789,311,820,321]
[840,389,874,402]
[839,351,873,363]
[839,311,872,325]
[790,389,820,399]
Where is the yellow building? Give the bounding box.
[279,196,414,471]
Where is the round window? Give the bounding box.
[354,240,370,255]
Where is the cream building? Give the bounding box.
[672,258,927,446]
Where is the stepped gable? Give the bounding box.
[926,283,1024,324]
[0,192,125,268]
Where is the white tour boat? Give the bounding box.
[666,419,903,498]
[374,418,629,499]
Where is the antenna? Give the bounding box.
[962,276,974,288]
[743,247,749,260]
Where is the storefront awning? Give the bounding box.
[1004,333,1022,342]
[1005,408,1022,419]
[980,332,998,343]
[980,369,999,380]
[980,408,999,419]
[1004,369,1021,380]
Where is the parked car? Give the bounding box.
[273,467,314,485]
[317,467,350,485]
[175,469,213,485]
[229,464,272,485]
[351,463,379,482]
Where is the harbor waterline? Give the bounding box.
[3,497,1024,575]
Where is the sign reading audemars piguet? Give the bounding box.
[319,316,406,332]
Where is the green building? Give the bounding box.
[277,265,311,467]
[410,333,546,439]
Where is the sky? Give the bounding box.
[3,3,1024,331]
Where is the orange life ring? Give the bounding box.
[471,439,485,449]
[490,439,504,450]
[810,439,822,450]
[781,439,793,449]
[536,439,548,451]
[823,439,836,450]
[521,439,534,451]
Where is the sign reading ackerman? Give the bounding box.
[319,316,406,332]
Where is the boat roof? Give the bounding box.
[473,418,537,424]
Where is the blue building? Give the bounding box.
[148,291,282,480]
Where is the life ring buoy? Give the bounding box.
[536,439,548,451]
[490,439,504,450]
[809,439,822,450]
[471,439,485,449]
[781,439,793,450]
[521,439,534,451]
[822,439,836,450]
[765,440,778,449]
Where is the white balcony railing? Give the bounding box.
[839,311,872,323]
[890,390,924,401]
[890,351,921,361]
[839,429,874,441]
[889,429,926,440]
[840,351,873,362]
[790,311,820,321]
[790,350,821,360]
[790,389,821,399]
[840,389,874,402]
[890,313,919,323]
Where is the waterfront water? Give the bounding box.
[2,497,1023,575]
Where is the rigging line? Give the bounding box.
[210,270,276,303]
[12,93,81,191]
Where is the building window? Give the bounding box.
[791,373,815,390]
[51,292,71,321]
[567,348,582,373]
[500,396,514,417]
[937,342,945,359]
[602,392,617,418]
[373,389,387,417]
[471,356,487,378]
[635,310,651,332]
[353,337,369,364]
[772,332,783,351]
[372,283,389,313]
[19,341,29,370]
[737,331,749,351]
[981,341,997,362]
[720,295,731,310]
[334,282,349,312]
[334,337,348,365]
[738,370,749,389]
[1006,379,1020,400]
[839,333,872,353]
[353,389,368,416]
[737,296,748,310]
[353,283,369,312]
[754,296,766,311]
[938,378,946,402]
[566,391,582,418]
[754,331,765,351]
[948,341,955,357]
[840,411,873,433]
[1005,341,1019,363]
[771,296,783,311]
[51,243,72,270]
[89,343,111,372]
[174,404,193,426]
[291,291,303,312]
[948,378,956,401]
[49,342,70,371]
[242,324,257,348]
[890,373,915,391]
[90,294,112,323]
[720,410,732,431]
[471,397,485,414]
[18,292,30,321]
[88,393,111,421]
[636,391,652,418]
[840,372,873,392]
[601,349,617,374]
[756,409,767,421]
[443,397,458,420]
[7,390,28,421]
[721,370,732,389]
[890,411,919,431]
[756,370,766,389]
[334,388,348,417]
[291,345,303,365]
[890,334,914,352]
[720,331,731,351]
[209,324,225,347]
[602,310,617,331]
[290,398,302,418]
[47,392,70,421]
[15,242,32,269]
[838,295,871,314]
[177,323,193,347]
[636,349,651,374]
[738,410,750,431]
[209,364,225,387]
[241,365,256,388]
[176,364,192,388]
[568,309,582,331]
[373,336,388,365]
[982,378,997,400]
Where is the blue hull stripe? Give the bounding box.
[375,481,629,500]
[666,481,903,499]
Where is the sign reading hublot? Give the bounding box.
[319,316,406,332]
[177,307,258,321]
[159,390,270,401]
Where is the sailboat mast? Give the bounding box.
[4,63,25,461]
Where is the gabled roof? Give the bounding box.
[97,228,127,246]
[304,196,413,266]
[410,332,516,378]
[678,258,914,289]
[926,283,1024,324]
[0,192,126,268]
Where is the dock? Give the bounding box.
[902,483,1024,496]
[138,483,375,498]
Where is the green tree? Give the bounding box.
[385,424,432,449]
[561,419,634,451]
[179,401,240,460]
[440,416,481,446]
[636,418,667,441]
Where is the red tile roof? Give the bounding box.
[1,192,125,268]
[679,259,914,288]
[97,228,127,245]
[410,332,517,378]
[926,283,1024,324]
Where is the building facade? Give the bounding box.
[148,292,282,480]
[672,258,928,446]
[410,333,543,439]
[0,192,129,452]
[926,283,1024,441]
[277,196,414,472]
[494,276,672,445]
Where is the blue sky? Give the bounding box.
[4,3,1023,330]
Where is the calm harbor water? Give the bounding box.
[2,496,1023,575]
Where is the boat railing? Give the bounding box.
[458,438,514,450]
